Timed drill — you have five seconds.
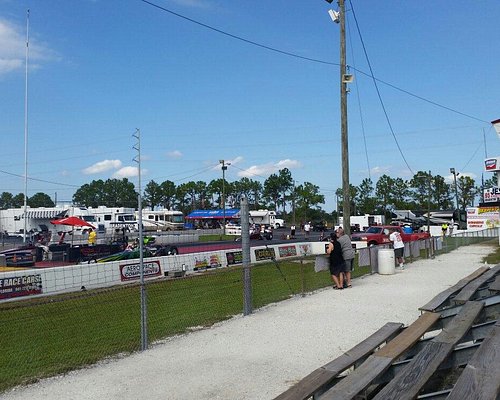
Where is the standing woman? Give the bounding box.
[327,232,345,289]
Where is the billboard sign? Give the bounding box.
[483,187,500,203]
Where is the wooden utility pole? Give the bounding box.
[339,0,351,235]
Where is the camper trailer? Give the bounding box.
[248,210,285,229]
[139,209,185,231]
[89,206,138,234]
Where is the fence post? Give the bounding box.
[241,195,252,316]
[300,259,306,297]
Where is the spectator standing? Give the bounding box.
[88,228,97,246]
[389,229,405,270]
[336,227,355,288]
[326,233,345,289]
[441,222,448,236]
[290,224,296,238]
[304,222,311,240]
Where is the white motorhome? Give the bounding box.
[0,206,95,236]
[249,209,285,229]
[89,206,138,233]
[339,214,385,232]
[139,209,185,231]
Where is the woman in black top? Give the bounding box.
[327,232,345,289]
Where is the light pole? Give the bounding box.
[325,0,351,235]
[219,160,230,236]
[450,168,460,211]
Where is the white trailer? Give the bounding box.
[0,206,96,236]
[138,209,185,231]
[88,206,138,233]
[249,210,285,229]
[339,214,385,232]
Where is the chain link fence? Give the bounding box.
[0,228,497,393]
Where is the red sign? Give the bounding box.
[485,158,498,171]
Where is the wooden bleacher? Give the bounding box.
[274,264,500,400]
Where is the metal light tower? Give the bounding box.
[450,168,460,211]
[219,160,229,236]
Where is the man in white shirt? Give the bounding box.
[389,229,405,270]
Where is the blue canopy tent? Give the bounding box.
[185,209,241,219]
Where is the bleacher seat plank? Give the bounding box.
[489,275,500,292]
[419,267,489,312]
[319,312,440,400]
[447,320,500,400]
[453,264,500,305]
[372,301,484,400]
[273,322,403,400]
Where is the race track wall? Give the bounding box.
[0,241,326,302]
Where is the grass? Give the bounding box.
[198,234,236,242]
[0,258,338,392]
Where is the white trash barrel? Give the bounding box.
[378,249,395,275]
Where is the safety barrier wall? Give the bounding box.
[0,241,326,302]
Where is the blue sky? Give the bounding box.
[1,0,499,212]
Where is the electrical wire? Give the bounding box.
[139,0,490,125]
[348,0,414,175]
[346,16,371,180]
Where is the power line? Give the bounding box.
[139,0,490,125]
[0,169,80,188]
[348,0,414,175]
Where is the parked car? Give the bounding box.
[312,221,327,232]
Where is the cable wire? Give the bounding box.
[348,0,414,175]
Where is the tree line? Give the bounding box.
[0,168,491,223]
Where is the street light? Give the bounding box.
[219,160,230,236]
[450,168,460,211]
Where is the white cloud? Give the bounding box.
[0,18,59,76]
[369,166,392,176]
[83,159,122,175]
[237,159,301,178]
[167,150,183,159]
[112,166,140,179]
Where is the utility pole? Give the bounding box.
[427,171,432,235]
[339,0,350,235]
[325,0,350,234]
[219,160,229,236]
[450,168,460,211]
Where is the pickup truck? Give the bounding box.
[350,225,430,247]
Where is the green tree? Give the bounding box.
[12,193,25,208]
[457,176,478,209]
[73,179,137,208]
[159,180,176,209]
[295,182,325,222]
[263,173,281,211]
[356,178,376,215]
[375,175,395,217]
[143,180,162,209]
[28,192,55,208]
[392,178,411,210]
[433,175,452,209]
[410,171,432,210]
[0,192,14,209]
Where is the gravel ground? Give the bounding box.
[1,244,496,400]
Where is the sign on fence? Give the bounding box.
[0,274,42,299]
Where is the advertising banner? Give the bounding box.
[483,187,500,203]
[278,245,297,258]
[254,247,276,261]
[466,206,500,230]
[119,260,161,281]
[0,274,42,299]
[226,251,243,266]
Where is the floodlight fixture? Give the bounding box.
[328,9,340,23]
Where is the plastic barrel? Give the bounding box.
[378,249,395,275]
